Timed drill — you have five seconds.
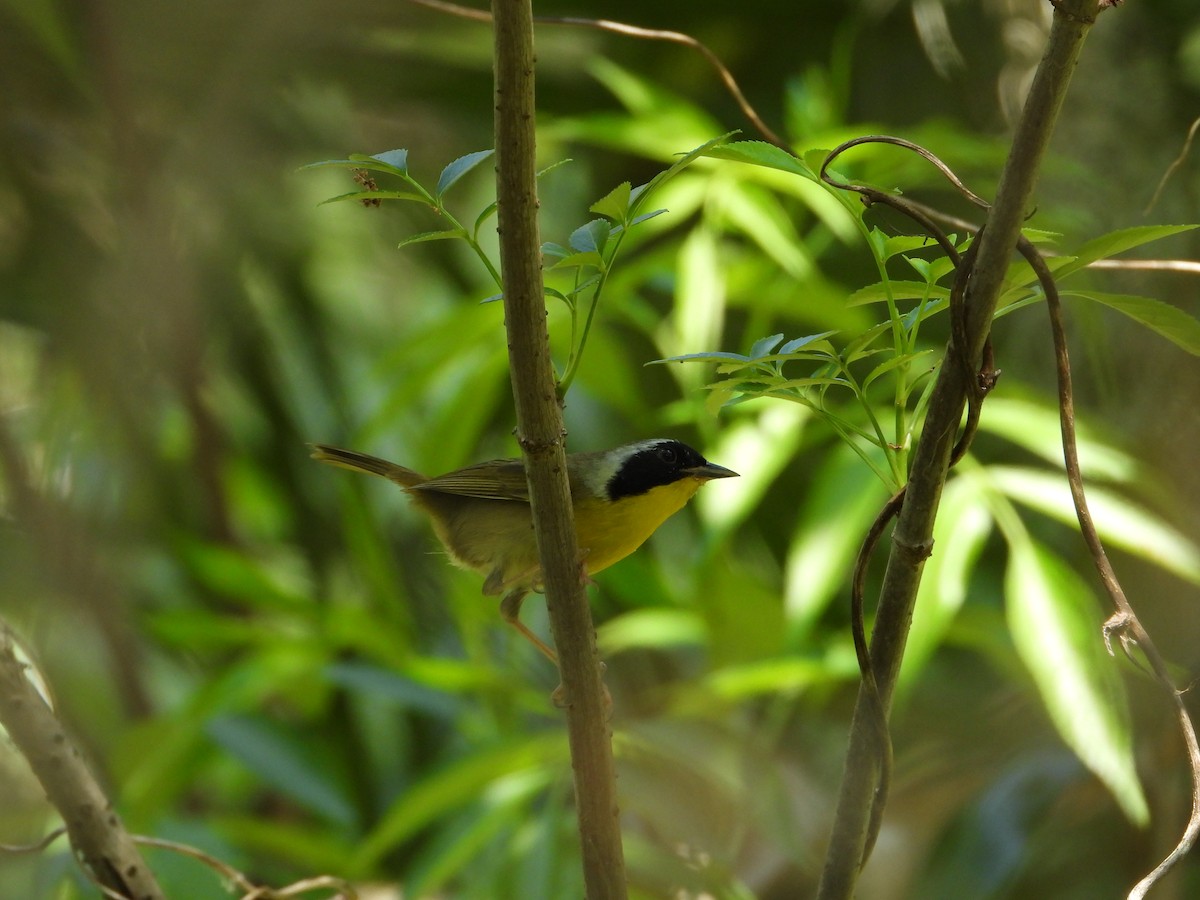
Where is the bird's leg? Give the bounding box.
[500,584,613,715]
[499,588,559,667]
[499,587,611,715]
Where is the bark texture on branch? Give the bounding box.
[491,1,628,896]
[816,2,1103,896]
[0,626,164,899]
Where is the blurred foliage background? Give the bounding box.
[2,0,1200,897]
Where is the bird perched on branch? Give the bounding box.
[312,439,737,663]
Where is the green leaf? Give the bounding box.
[847,281,951,307]
[628,132,736,216]
[405,770,550,898]
[900,477,993,688]
[989,465,1200,584]
[369,149,409,173]
[436,149,495,199]
[536,158,573,179]
[779,331,839,353]
[866,226,888,260]
[564,273,601,296]
[175,540,308,610]
[1005,541,1148,824]
[999,254,1076,296]
[733,375,850,394]
[1021,227,1064,245]
[4,0,82,80]
[649,350,751,365]
[702,140,814,180]
[590,181,632,222]
[473,200,498,237]
[568,218,611,254]
[546,250,603,271]
[302,150,411,177]
[1054,224,1197,278]
[208,715,357,827]
[783,447,892,637]
[841,346,888,368]
[979,397,1136,482]
[880,234,939,260]
[719,180,814,278]
[317,189,429,207]
[628,209,667,226]
[398,229,464,249]
[597,609,707,655]
[748,334,785,358]
[695,404,809,533]
[352,733,567,872]
[803,148,835,180]
[212,815,355,876]
[1064,290,1200,356]
[323,662,465,718]
[905,255,934,282]
[705,656,851,700]
[924,253,960,284]
[301,157,378,173]
[861,349,937,390]
[842,321,895,360]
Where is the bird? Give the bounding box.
[311,439,737,663]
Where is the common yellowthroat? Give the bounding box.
[312,439,737,662]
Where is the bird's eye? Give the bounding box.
[657,446,677,464]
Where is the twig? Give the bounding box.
[1144,116,1200,216]
[816,2,1104,897]
[132,836,356,899]
[1022,237,1200,899]
[847,488,903,862]
[0,622,164,900]
[827,140,999,862]
[491,0,628,897]
[0,827,67,854]
[1086,258,1200,274]
[406,0,786,148]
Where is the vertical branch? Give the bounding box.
[816,1,1104,896]
[490,1,628,897]
[0,624,164,899]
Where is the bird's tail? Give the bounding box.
[310,444,426,488]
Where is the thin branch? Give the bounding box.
[848,489,903,862]
[491,0,628,897]
[406,0,786,148]
[816,2,1104,896]
[132,836,356,900]
[0,827,67,855]
[1086,258,1200,274]
[0,622,164,900]
[1144,116,1200,216]
[830,143,998,863]
[823,134,992,211]
[1023,238,1200,899]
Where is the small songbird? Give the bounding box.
[311,439,737,662]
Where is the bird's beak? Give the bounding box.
[685,462,739,481]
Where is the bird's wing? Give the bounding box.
[413,459,531,502]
